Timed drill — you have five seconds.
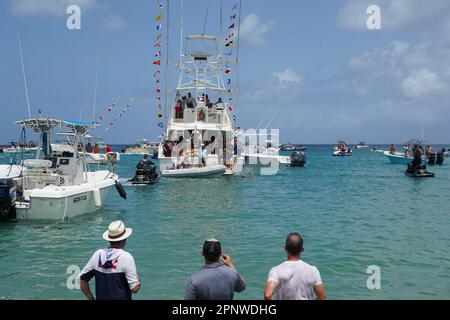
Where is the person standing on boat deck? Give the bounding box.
[264,232,326,300]
[186,92,197,108]
[403,144,409,157]
[185,238,246,300]
[79,221,140,300]
[389,144,396,155]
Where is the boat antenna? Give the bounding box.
[164,0,170,123]
[17,32,32,119]
[219,0,223,56]
[202,6,210,35]
[179,0,184,67]
[233,0,243,108]
[92,34,102,124]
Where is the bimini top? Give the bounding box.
[15,118,98,134]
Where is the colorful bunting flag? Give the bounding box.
[153,60,161,65]
[225,41,234,47]
[155,51,161,57]
[228,23,235,29]
[230,14,236,19]
[225,69,231,74]
[156,24,162,31]
[154,70,160,77]
[156,13,163,21]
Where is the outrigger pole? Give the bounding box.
[17,32,32,119]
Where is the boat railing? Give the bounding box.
[171,105,229,125]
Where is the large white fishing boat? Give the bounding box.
[157,34,243,177]
[0,119,125,221]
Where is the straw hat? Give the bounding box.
[103,220,133,242]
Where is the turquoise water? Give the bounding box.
[1,145,450,300]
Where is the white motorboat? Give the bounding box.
[355,142,369,149]
[161,164,226,178]
[157,32,243,177]
[383,151,414,164]
[1,118,125,221]
[122,139,159,155]
[332,140,352,156]
[2,141,39,154]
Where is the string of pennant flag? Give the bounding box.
[94,98,134,134]
[224,2,240,123]
[154,0,165,129]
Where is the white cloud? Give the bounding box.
[274,68,302,84]
[239,13,275,46]
[9,0,102,16]
[100,16,127,31]
[337,0,450,31]
[401,68,446,98]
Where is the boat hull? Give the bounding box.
[161,165,226,178]
[15,172,116,220]
[383,151,414,164]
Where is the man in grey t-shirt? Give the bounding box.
[185,238,246,300]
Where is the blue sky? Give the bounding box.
[1,0,450,144]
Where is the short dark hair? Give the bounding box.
[285,232,303,256]
[202,240,221,262]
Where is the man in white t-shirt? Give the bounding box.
[264,232,326,300]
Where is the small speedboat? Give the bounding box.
[333,150,352,157]
[290,151,306,167]
[383,151,414,164]
[161,164,226,178]
[355,142,369,149]
[405,164,435,178]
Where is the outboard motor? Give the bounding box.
[0,178,17,221]
[290,151,306,167]
[427,153,436,165]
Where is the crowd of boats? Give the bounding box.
[331,139,448,178]
[1,15,447,223]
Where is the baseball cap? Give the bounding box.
[202,238,221,260]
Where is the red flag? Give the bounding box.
[156,87,161,93]
[225,69,231,74]
[153,60,161,65]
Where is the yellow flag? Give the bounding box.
[156,13,163,21]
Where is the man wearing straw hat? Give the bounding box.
[79,220,140,300]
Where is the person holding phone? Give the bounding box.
[184,238,246,300]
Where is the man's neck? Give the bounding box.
[287,255,300,261]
